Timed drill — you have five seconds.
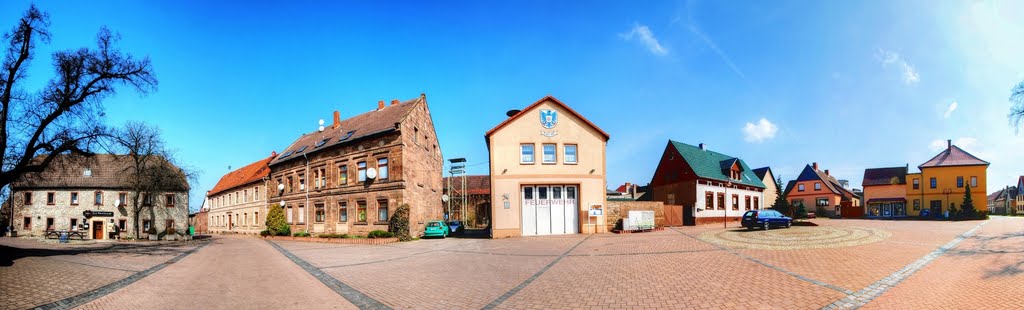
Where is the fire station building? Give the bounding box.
[486,96,609,238]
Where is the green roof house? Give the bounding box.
[648,140,767,225]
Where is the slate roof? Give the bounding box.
[862,166,908,186]
[752,167,773,180]
[12,154,188,190]
[271,95,425,166]
[669,141,765,189]
[785,164,856,199]
[208,153,276,197]
[442,175,491,196]
[919,145,989,168]
[988,187,1017,202]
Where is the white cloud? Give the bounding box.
[620,23,668,56]
[743,118,778,143]
[875,48,920,84]
[944,100,959,118]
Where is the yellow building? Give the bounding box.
[486,96,609,238]
[906,140,989,216]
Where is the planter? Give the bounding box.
[148,234,158,241]
[263,235,399,245]
[166,235,177,241]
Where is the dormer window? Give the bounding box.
[83,168,92,177]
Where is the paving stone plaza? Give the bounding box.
[2,217,1023,309]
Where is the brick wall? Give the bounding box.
[605,200,665,231]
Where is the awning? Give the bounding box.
[866,198,907,204]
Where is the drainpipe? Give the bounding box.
[303,153,310,233]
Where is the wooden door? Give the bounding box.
[92,221,103,239]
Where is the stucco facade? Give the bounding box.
[905,141,989,216]
[487,96,609,238]
[208,183,269,235]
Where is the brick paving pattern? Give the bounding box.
[5,217,1022,309]
[863,216,1024,309]
[0,238,203,310]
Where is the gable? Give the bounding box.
[668,141,765,188]
[649,143,696,186]
[485,96,609,143]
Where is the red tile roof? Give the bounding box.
[485,95,610,144]
[208,154,275,197]
[919,145,989,168]
[442,175,490,195]
[271,95,425,166]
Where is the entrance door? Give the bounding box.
[564,186,578,234]
[521,185,579,236]
[536,186,551,235]
[930,200,942,216]
[550,186,566,235]
[521,187,536,235]
[92,221,103,239]
[228,214,232,230]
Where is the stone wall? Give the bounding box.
[12,189,188,239]
[605,200,665,231]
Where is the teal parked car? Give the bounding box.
[423,220,450,238]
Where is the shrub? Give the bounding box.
[367,230,394,239]
[266,203,291,236]
[293,231,311,237]
[259,230,270,237]
[794,203,808,220]
[388,203,412,241]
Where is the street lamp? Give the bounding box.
[724,181,733,228]
[942,188,953,218]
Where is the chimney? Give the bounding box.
[332,111,341,129]
[812,162,818,170]
[947,139,952,151]
[377,100,385,110]
[825,169,830,176]
[699,143,706,151]
[271,151,277,156]
[390,99,400,106]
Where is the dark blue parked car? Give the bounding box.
[741,210,792,230]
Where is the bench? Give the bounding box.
[43,230,87,240]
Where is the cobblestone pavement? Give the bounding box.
[77,235,356,310]
[0,238,204,310]
[862,216,1024,309]
[274,218,1019,309]
[9,217,1018,309]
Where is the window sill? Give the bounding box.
[564,162,577,165]
[373,221,389,225]
[354,222,369,226]
[520,162,535,165]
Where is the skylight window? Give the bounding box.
[315,138,331,148]
[279,151,294,159]
[295,145,308,153]
[339,130,356,141]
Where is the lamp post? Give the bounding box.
[942,188,952,218]
[724,181,733,228]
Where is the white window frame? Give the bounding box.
[564,144,577,164]
[520,144,535,164]
[542,144,556,164]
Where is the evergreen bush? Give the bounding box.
[265,203,291,236]
[368,230,394,238]
[388,204,412,241]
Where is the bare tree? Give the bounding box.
[108,121,194,238]
[0,5,156,188]
[1012,81,1024,133]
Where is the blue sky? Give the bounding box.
[3,1,1024,212]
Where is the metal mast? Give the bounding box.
[448,158,467,223]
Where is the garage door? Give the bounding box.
[522,185,578,236]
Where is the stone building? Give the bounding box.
[207,153,275,235]
[486,95,610,238]
[268,94,443,237]
[10,154,189,240]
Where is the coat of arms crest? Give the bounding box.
[539,110,557,129]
